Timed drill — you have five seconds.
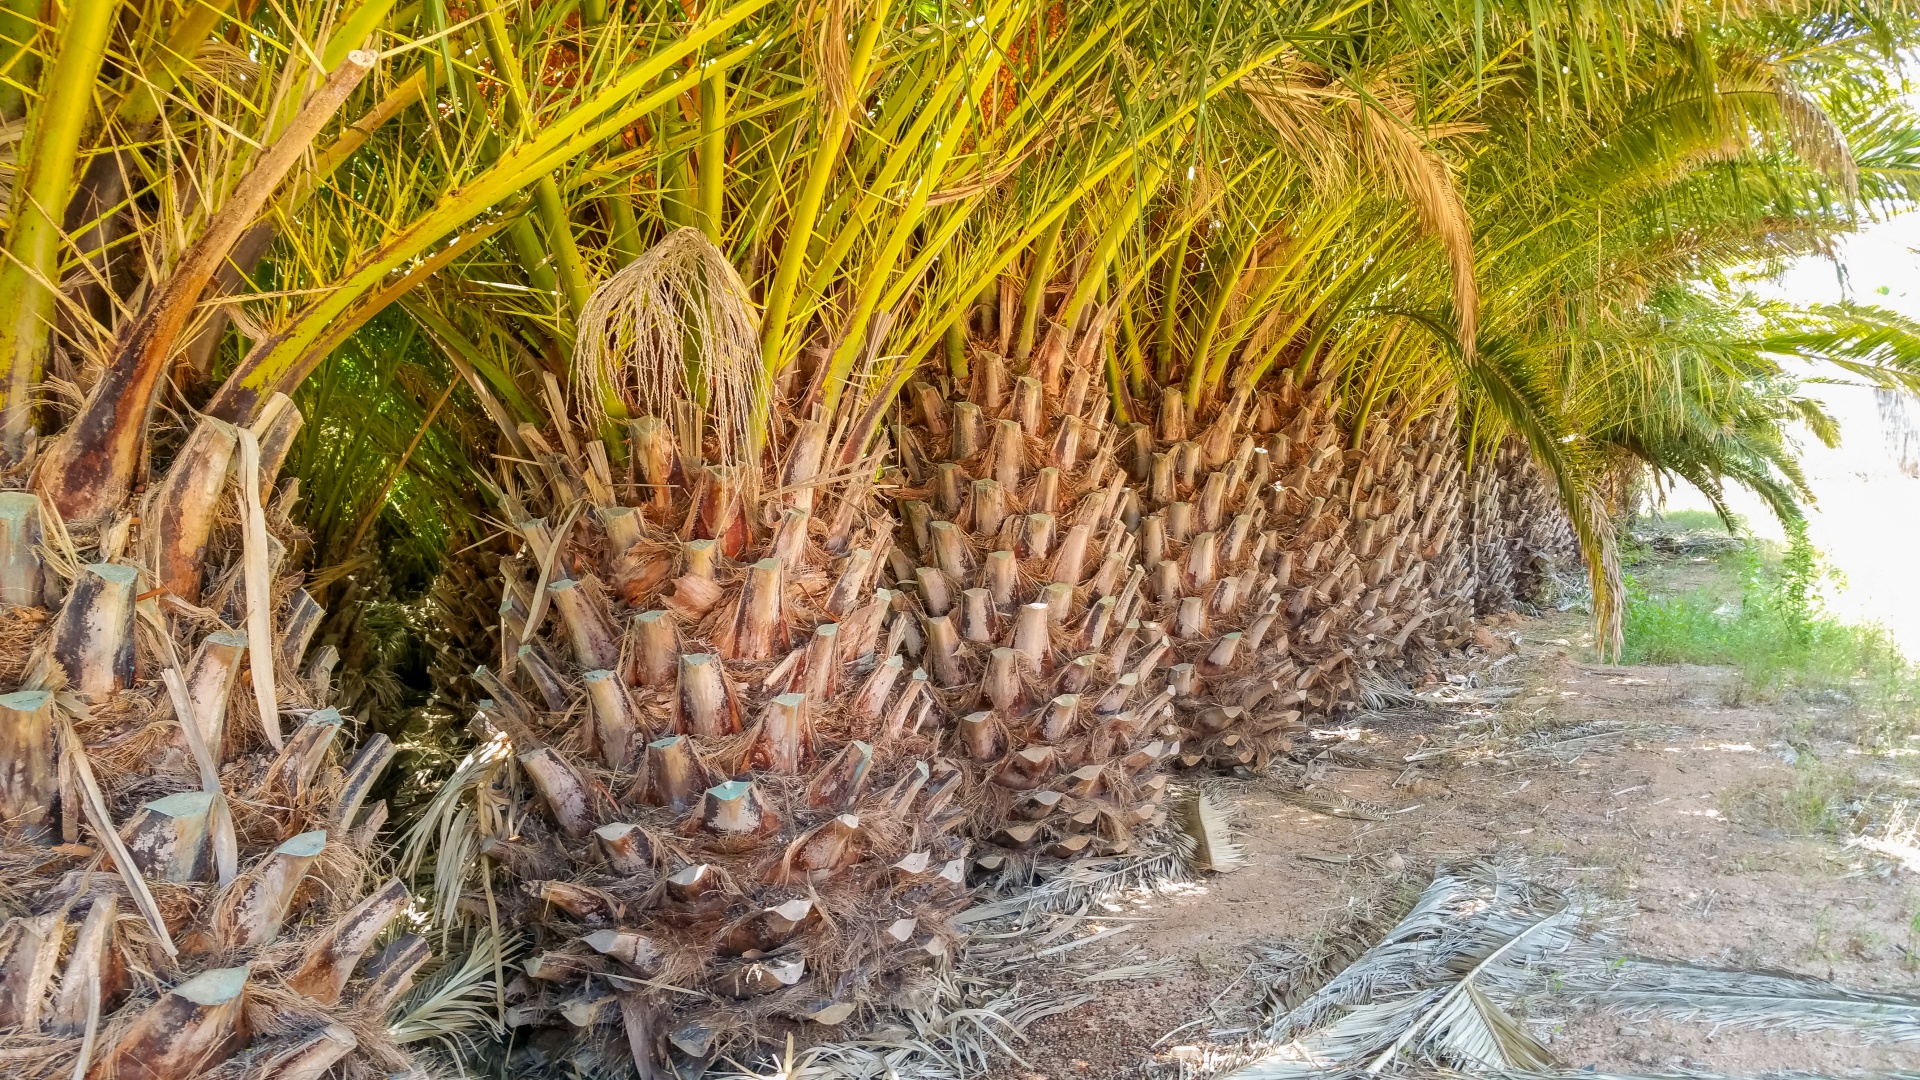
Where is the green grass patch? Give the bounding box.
[1718,754,1865,836]
[1620,523,1919,742]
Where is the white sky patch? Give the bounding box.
[1659,212,1920,659]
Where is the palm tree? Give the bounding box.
[382,3,1216,1070]
[0,2,787,1076]
[1,1,1916,1077]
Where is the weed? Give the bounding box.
[1848,927,1887,960]
[1575,843,1639,899]
[1792,906,1838,963]
[1620,526,1920,743]
[1642,508,1742,534]
[1719,753,1864,836]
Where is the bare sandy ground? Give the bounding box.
[995,603,1920,1079]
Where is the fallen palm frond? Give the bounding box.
[1228,862,1578,1078]
[1543,959,1920,1042]
[711,971,1087,1079]
[1213,861,1920,1079]
[953,830,1197,933]
[1359,671,1426,710]
[1847,801,1920,875]
[1080,955,1189,983]
[1245,889,1424,1028]
[1415,684,1525,706]
[1276,789,1391,822]
[1492,720,1650,763]
[1185,790,1247,874]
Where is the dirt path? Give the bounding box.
[1000,605,1920,1079]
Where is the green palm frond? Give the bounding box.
[1761,302,1920,392]
[389,929,520,1059]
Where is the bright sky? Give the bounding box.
[1660,212,1920,655]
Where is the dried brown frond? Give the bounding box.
[1243,64,1480,354]
[0,604,48,685]
[575,227,770,501]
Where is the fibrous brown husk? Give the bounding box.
[0,400,433,1080]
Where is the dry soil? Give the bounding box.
[994,560,1920,1079]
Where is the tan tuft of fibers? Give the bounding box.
[575,226,770,499]
[0,605,47,685]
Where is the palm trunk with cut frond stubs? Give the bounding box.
[406,385,983,1072]
[403,223,1590,1075]
[0,406,443,1080]
[0,8,459,1079]
[0,1,1916,1076]
[1483,442,1583,609]
[395,224,1178,1072]
[885,288,1580,784]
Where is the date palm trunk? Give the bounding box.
[0,21,428,1080]
[424,385,980,1070]
[0,417,434,1079]
[888,271,1575,780]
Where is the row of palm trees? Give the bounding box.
[1,0,1903,591]
[0,0,1917,1077]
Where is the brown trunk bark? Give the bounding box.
[286,879,409,1003]
[258,1024,358,1080]
[47,54,377,522]
[0,690,55,838]
[0,490,46,606]
[120,791,215,883]
[49,893,120,1034]
[222,830,327,947]
[521,747,596,838]
[147,418,237,604]
[50,563,137,694]
[585,669,643,769]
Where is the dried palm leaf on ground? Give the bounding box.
[1276,787,1391,822]
[1216,861,1920,1079]
[1184,789,1246,873]
[1079,954,1189,983]
[953,830,1199,935]
[1542,959,1920,1043]
[1414,684,1526,706]
[1360,672,1430,710]
[709,970,1090,1080]
[1226,862,1578,1078]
